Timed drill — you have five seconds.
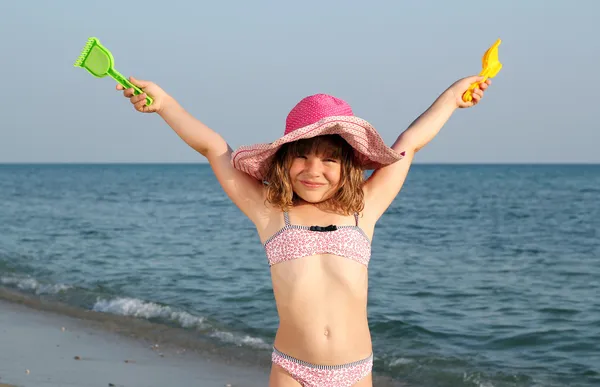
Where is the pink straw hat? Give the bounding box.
[231,94,405,181]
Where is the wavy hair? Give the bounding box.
[264,133,365,215]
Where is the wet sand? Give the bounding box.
[0,299,269,387]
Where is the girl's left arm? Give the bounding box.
[363,76,491,220]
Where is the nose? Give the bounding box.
[304,157,323,176]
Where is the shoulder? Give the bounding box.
[251,198,286,244]
[362,149,415,221]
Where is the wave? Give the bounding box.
[1,275,72,295]
[0,274,270,352]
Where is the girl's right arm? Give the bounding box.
[117,77,266,223]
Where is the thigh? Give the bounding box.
[269,362,302,387]
[352,371,373,387]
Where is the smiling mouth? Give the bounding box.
[300,181,325,188]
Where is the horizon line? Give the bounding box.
[1,162,599,166]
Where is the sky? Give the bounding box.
[0,0,598,163]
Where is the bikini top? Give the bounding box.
[263,211,372,267]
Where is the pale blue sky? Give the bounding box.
[1,0,598,163]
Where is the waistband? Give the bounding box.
[272,346,373,370]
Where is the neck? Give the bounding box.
[293,197,338,213]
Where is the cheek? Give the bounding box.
[288,163,300,176]
[288,161,304,178]
[325,166,342,184]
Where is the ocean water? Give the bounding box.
[0,163,598,387]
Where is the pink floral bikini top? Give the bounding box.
[263,211,372,267]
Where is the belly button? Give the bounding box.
[324,329,329,337]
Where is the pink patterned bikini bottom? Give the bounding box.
[272,346,373,387]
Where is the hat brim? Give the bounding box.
[231,116,403,181]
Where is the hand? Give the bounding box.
[116,76,171,114]
[445,75,492,109]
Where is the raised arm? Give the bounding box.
[363,76,491,221]
[118,77,265,223]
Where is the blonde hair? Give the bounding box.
[264,134,365,215]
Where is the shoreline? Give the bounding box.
[0,288,404,386]
[0,293,270,387]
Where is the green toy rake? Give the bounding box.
[74,37,153,106]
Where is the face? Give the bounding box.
[289,150,342,203]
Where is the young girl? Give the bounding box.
[116,75,491,386]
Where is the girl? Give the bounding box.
[116,75,491,386]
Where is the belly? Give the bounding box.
[270,254,372,364]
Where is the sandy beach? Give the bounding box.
[0,298,270,387]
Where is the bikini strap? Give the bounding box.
[354,212,359,226]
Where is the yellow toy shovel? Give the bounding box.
[463,38,502,102]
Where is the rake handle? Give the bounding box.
[109,69,154,106]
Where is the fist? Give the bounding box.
[447,75,492,109]
[116,76,169,113]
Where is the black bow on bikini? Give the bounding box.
[309,225,338,232]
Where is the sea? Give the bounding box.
[0,163,598,387]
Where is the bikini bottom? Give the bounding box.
[271,346,373,387]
